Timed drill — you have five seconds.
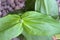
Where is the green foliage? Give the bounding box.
[0,0,59,40]
[22,32,53,40]
[0,23,23,40]
[0,15,23,40]
[22,11,60,36]
[35,0,58,17]
[0,11,60,40]
[0,15,20,32]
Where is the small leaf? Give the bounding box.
[0,14,20,31]
[22,32,53,40]
[35,0,58,17]
[22,11,60,36]
[0,23,23,40]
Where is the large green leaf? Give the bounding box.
[0,23,23,40]
[35,0,58,17]
[22,11,60,36]
[22,32,53,40]
[0,15,20,31]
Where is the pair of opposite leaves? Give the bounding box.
[0,11,60,40]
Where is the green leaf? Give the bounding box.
[22,32,53,40]
[22,11,60,36]
[0,23,23,40]
[35,0,58,17]
[0,14,20,31]
[35,0,41,12]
